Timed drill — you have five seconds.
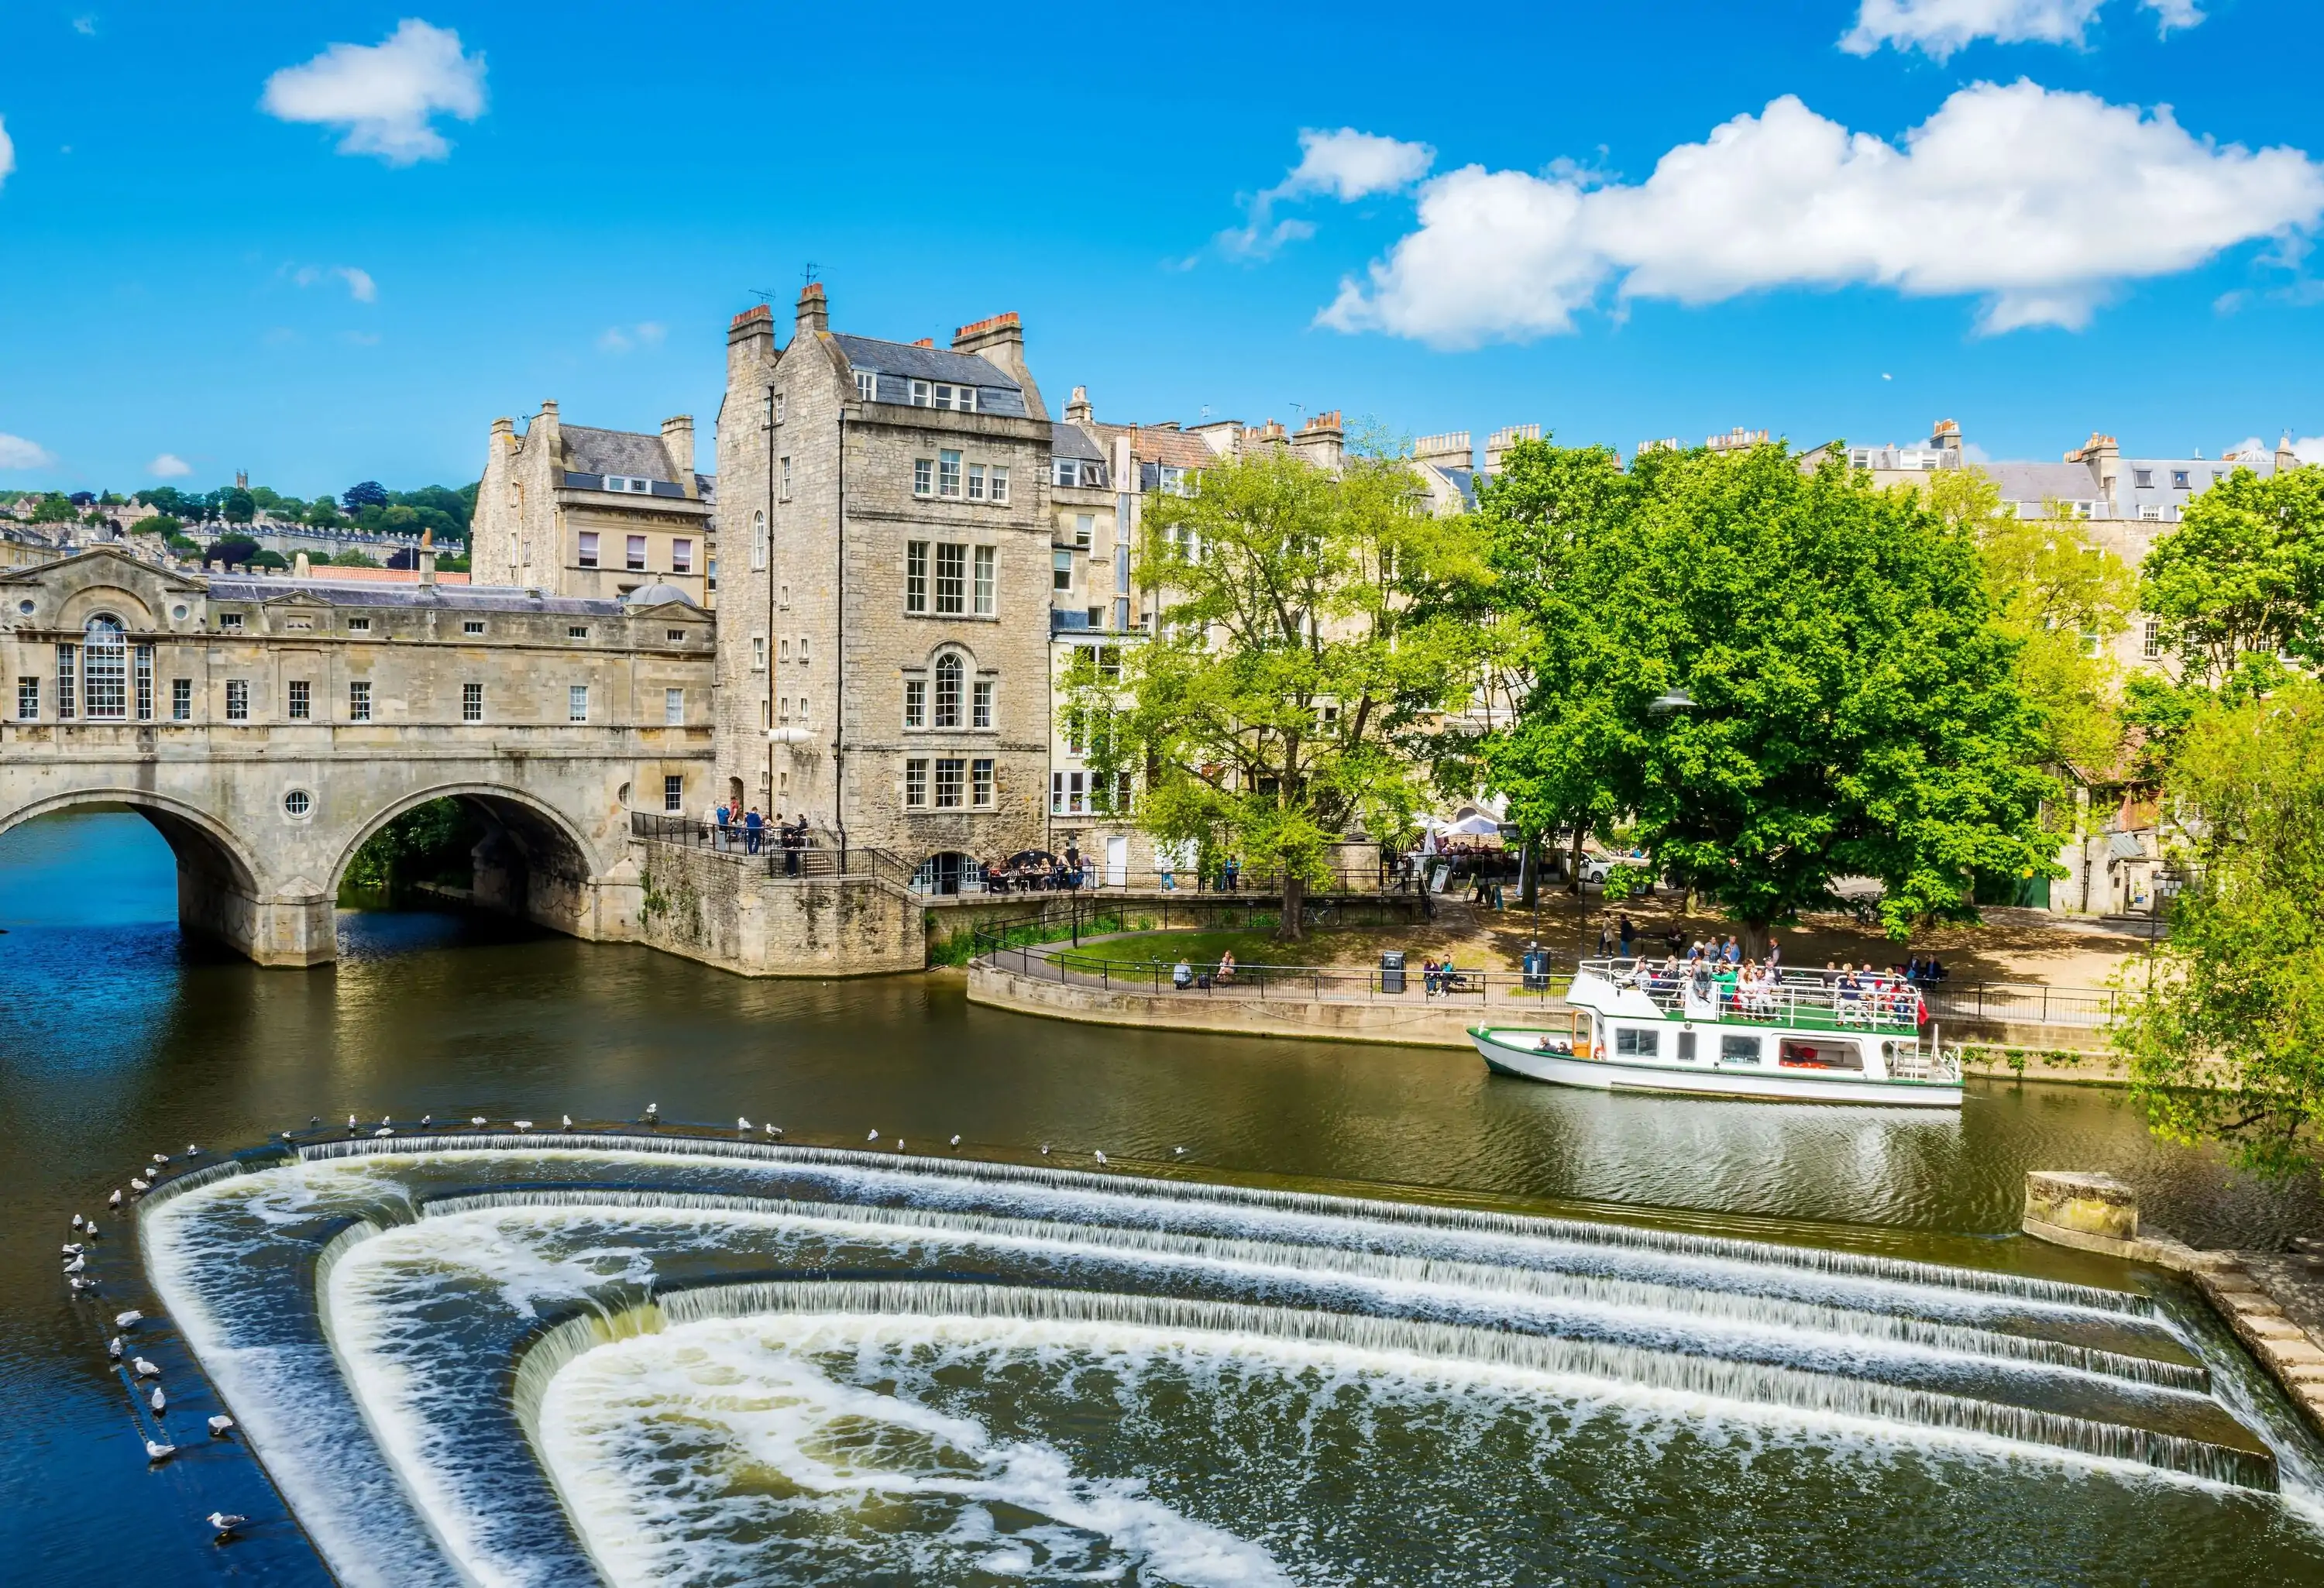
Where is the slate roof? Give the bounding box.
[831,334,1020,392]
[1988,462,2106,510]
[559,425,677,483]
[1051,422,1106,461]
[205,576,638,616]
[1087,423,1217,472]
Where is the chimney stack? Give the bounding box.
[1292,410,1345,471]
[294,550,311,579]
[952,311,1047,420]
[1930,417,1962,455]
[662,414,696,490]
[2277,433,2301,475]
[418,527,436,586]
[1065,385,1094,424]
[1485,423,1541,473]
[796,282,829,337]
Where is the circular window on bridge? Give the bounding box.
[283,789,314,820]
[15,600,32,616]
[170,603,189,621]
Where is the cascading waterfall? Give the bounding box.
[136,1137,2319,1588]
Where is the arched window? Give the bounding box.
[751,510,768,571]
[81,615,127,720]
[933,651,963,728]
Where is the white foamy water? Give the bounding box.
[136,1139,2323,1586]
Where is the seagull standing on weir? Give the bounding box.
[867,1129,880,1142]
[645,1102,659,1123]
[208,1414,235,1438]
[765,1122,782,1138]
[132,1356,160,1379]
[950,1134,961,1147]
[145,1438,175,1463]
[562,1115,573,1129]
[1094,1150,1108,1165]
[150,1386,167,1414]
[115,1310,142,1329]
[208,1511,246,1539]
[108,1336,122,1361]
[737,1117,752,1132]
[129,1177,148,1194]
[108,1189,122,1208]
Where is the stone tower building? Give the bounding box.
[714,284,1054,878]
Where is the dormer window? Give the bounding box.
[2133,469,2154,490]
[603,476,655,494]
[1053,458,1107,489]
[909,380,976,413]
[854,369,877,402]
[2171,469,2191,490]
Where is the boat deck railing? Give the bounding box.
[1577,958,1927,1035]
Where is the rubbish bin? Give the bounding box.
[1522,948,1549,992]
[1380,950,1406,995]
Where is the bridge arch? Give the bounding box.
[0,788,270,954]
[330,782,608,939]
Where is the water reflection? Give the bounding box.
[2,809,2322,1584]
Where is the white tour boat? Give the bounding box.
[1471,958,1962,1108]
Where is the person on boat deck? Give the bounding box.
[1722,935,1741,965]
[1172,957,1194,990]
[1665,926,1686,958]
[1714,957,1740,1009]
[1215,950,1236,985]
[1765,940,1782,972]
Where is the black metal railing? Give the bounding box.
[629,811,914,888]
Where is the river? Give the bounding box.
[3,809,2321,1584]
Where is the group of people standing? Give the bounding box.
[707,800,811,867]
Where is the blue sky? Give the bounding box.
[2,0,2321,499]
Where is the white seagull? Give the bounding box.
[469,1115,486,1127]
[1173,1146,1187,1157]
[347,1115,357,1131]
[108,1189,122,1208]
[513,1120,534,1132]
[562,1115,573,1129]
[1040,1143,1051,1155]
[69,1277,95,1293]
[208,1414,235,1438]
[132,1356,160,1378]
[129,1177,149,1194]
[373,1128,394,1138]
[145,1438,175,1463]
[62,1242,83,1256]
[764,1122,781,1138]
[114,1310,143,1329]
[645,1102,659,1121]
[64,1255,85,1274]
[151,1153,168,1165]
[208,1511,246,1538]
[420,1114,432,1127]
[186,1144,201,1157]
[737,1117,752,1131]
[107,1336,123,1360]
[867,1129,880,1142]
[71,1214,84,1230]
[150,1386,167,1414]
[950,1134,961,1147]
[1094,1150,1108,1165]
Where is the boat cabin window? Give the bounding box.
[1718,1034,1762,1064]
[1676,1031,1697,1062]
[1614,1027,1660,1058]
[1777,1037,1864,1071]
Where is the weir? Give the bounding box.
[137,1140,2315,1588]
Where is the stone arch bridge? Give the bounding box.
[0,549,716,965]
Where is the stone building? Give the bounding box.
[470,401,717,607]
[713,286,1055,887]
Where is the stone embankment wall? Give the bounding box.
[2022,1170,2324,1438]
[631,841,922,976]
[967,958,1525,1047]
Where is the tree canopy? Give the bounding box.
[1469,437,2055,944]
[1062,443,1483,938]
[2140,463,2324,689]
[2112,679,2324,1181]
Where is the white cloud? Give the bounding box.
[148,452,192,478]
[1321,82,2324,347]
[0,433,55,469]
[1222,128,1436,259]
[0,115,15,191]
[596,321,667,353]
[260,19,486,166]
[73,15,97,35]
[1842,0,2202,59]
[2224,434,2324,463]
[287,263,377,301]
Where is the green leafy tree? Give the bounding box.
[1927,468,2134,785]
[2112,679,2324,1181]
[2139,465,2324,688]
[1454,437,1638,892]
[1064,445,1483,940]
[1484,440,2055,949]
[203,535,261,568]
[220,488,256,524]
[29,494,76,524]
